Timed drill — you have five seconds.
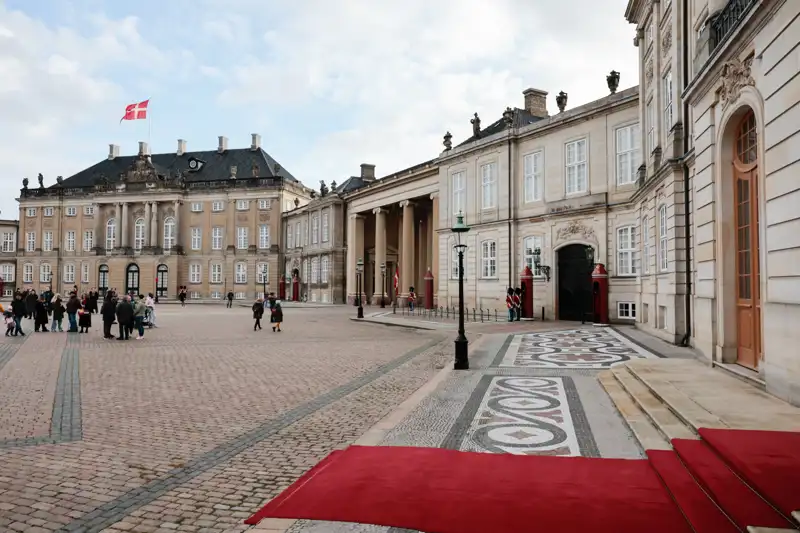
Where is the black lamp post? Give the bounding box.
[261,264,268,300]
[356,258,364,319]
[451,212,470,370]
[583,246,596,324]
[380,262,386,308]
[532,247,551,282]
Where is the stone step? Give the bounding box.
[611,366,698,442]
[597,371,670,452]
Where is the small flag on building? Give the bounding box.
[120,99,149,123]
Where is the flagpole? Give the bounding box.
[148,99,152,152]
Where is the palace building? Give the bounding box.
[13,135,312,300]
[0,218,18,298]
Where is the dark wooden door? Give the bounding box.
[733,111,762,369]
[126,265,140,296]
[156,265,168,297]
[557,244,592,321]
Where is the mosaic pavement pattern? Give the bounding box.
[498,327,657,369]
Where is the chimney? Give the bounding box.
[360,163,376,180]
[251,133,261,151]
[177,139,187,156]
[138,141,148,156]
[108,144,120,160]
[218,136,228,153]
[523,88,549,119]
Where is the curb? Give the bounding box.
[349,317,438,331]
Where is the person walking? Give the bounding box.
[50,294,65,332]
[145,293,157,327]
[133,295,147,340]
[25,289,37,319]
[226,290,234,308]
[65,293,81,332]
[11,293,26,336]
[252,298,264,331]
[116,295,134,340]
[271,300,283,332]
[101,294,116,339]
[34,295,49,332]
[178,286,187,307]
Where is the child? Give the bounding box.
[271,300,283,332]
[4,311,13,337]
[252,298,264,331]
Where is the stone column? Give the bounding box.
[430,193,439,305]
[399,200,415,299]
[150,202,159,249]
[94,203,103,252]
[227,199,235,250]
[173,200,181,248]
[345,213,364,304]
[418,217,427,298]
[144,202,152,248]
[121,202,129,248]
[372,207,387,304]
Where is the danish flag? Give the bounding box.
[120,99,149,122]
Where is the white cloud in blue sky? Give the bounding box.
[0,0,638,218]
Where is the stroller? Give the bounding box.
[143,307,155,328]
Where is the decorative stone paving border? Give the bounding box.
[0,343,22,373]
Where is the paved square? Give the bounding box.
[498,328,657,369]
[0,304,449,533]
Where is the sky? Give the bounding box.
[0,0,639,219]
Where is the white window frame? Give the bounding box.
[480,163,497,209]
[312,216,319,244]
[311,257,319,283]
[616,226,637,276]
[163,217,176,250]
[523,151,543,202]
[43,231,53,252]
[191,202,203,212]
[236,199,249,211]
[84,205,94,216]
[133,219,145,251]
[321,256,329,283]
[642,217,650,274]
[259,199,271,210]
[189,263,201,284]
[106,219,117,250]
[1,263,15,282]
[235,262,247,284]
[616,124,640,186]
[26,207,37,217]
[65,206,77,217]
[211,227,223,250]
[257,263,269,284]
[211,263,222,284]
[259,225,270,249]
[294,224,301,249]
[43,207,53,217]
[65,230,76,252]
[191,227,202,251]
[565,138,588,194]
[83,230,94,252]
[23,263,34,283]
[287,224,294,249]
[450,239,460,280]
[212,201,224,212]
[2,232,16,252]
[26,232,36,252]
[322,212,330,242]
[523,236,544,277]
[236,227,248,249]
[646,99,655,154]
[81,263,90,283]
[663,70,673,136]
[40,263,52,283]
[451,171,466,220]
[481,240,497,279]
[618,302,637,319]
[658,204,668,272]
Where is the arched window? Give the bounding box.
[126,264,140,294]
[106,218,116,250]
[98,264,109,294]
[156,264,168,297]
[163,217,176,250]
[134,218,146,250]
[40,263,52,283]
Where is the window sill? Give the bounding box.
[565,190,589,197]
[480,277,499,281]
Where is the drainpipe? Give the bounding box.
[680,0,693,346]
[507,133,513,289]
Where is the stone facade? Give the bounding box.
[0,218,19,298]
[14,136,312,301]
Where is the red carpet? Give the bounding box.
[647,449,739,533]
[246,445,693,533]
[671,438,796,530]
[699,428,800,520]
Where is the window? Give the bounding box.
[523,236,544,276]
[163,217,176,250]
[523,151,543,202]
[617,226,637,276]
[23,263,33,283]
[133,219,145,251]
[312,215,319,244]
[84,205,94,216]
[321,256,329,283]
[63,263,75,283]
[302,221,308,246]
[40,263,52,283]
[212,201,224,212]
[616,125,640,185]
[480,163,497,209]
[211,263,222,284]
[257,263,269,284]
[189,292,200,300]
[1,263,15,282]
[45,207,54,217]
[646,99,655,153]
[191,202,202,212]
[26,232,36,252]
[43,231,52,252]
[27,208,37,217]
[322,212,330,242]
[236,199,249,211]
[451,171,466,219]
[565,139,588,194]
[259,199,271,210]
[211,227,223,250]
[235,292,246,300]
[83,230,94,252]
[65,206,77,217]
[65,231,76,252]
[259,225,270,249]
[81,262,90,283]
[189,263,201,284]
[294,224,301,248]
[642,217,650,274]
[236,227,248,249]
[663,71,673,135]
[191,227,202,251]
[287,224,294,249]
[311,258,319,283]
[106,219,116,250]
[481,240,497,278]
[211,291,222,300]
[618,302,637,319]
[451,240,460,279]
[235,262,247,283]
[658,204,668,271]
[2,232,16,252]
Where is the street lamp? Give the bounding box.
[261,264,268,300]
[451,212,470,370]
[584,246,596,324]
[380,262,386,308]
[356,258,364,319]
[532,247,551,282]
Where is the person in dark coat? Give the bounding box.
[252,298,264,331]
[78,294,92,333]
[227,291,234,308]
[115,295,134,340]
[65,293,81,332]
[10,294,26,336]
[100,294,116,339]
[51,295,65,332]
[271,300,283,332]
[34,296,49,332]
[25,290,37,319]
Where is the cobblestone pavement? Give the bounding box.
[0,305,451,533]
[291,326,653,533]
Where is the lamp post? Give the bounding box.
[380,262,386,308]
[532,247,551,282]
[262,264,268,300]
[451,212,470,370]
[356,258,364,319]
[584,246,596,324]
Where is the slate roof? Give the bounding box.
[456,108,544,147]
[54,147,299,188]
[334,176,371,195]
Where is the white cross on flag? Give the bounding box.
[120,99,149,123]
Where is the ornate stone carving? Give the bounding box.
[236,213,248,223]
[661,26,672,57]
[120,154,160,183]
[37,173,44,188]
[259,213,269,222]
[443,131,452,151]
[606,71,620,94]
[166,206,175,217]
[471,113,481,138]
[556,91,568,113]
[556,220,595,241]
[719,56,755,108]
[133,208,145,218]
[645,58,654,86]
